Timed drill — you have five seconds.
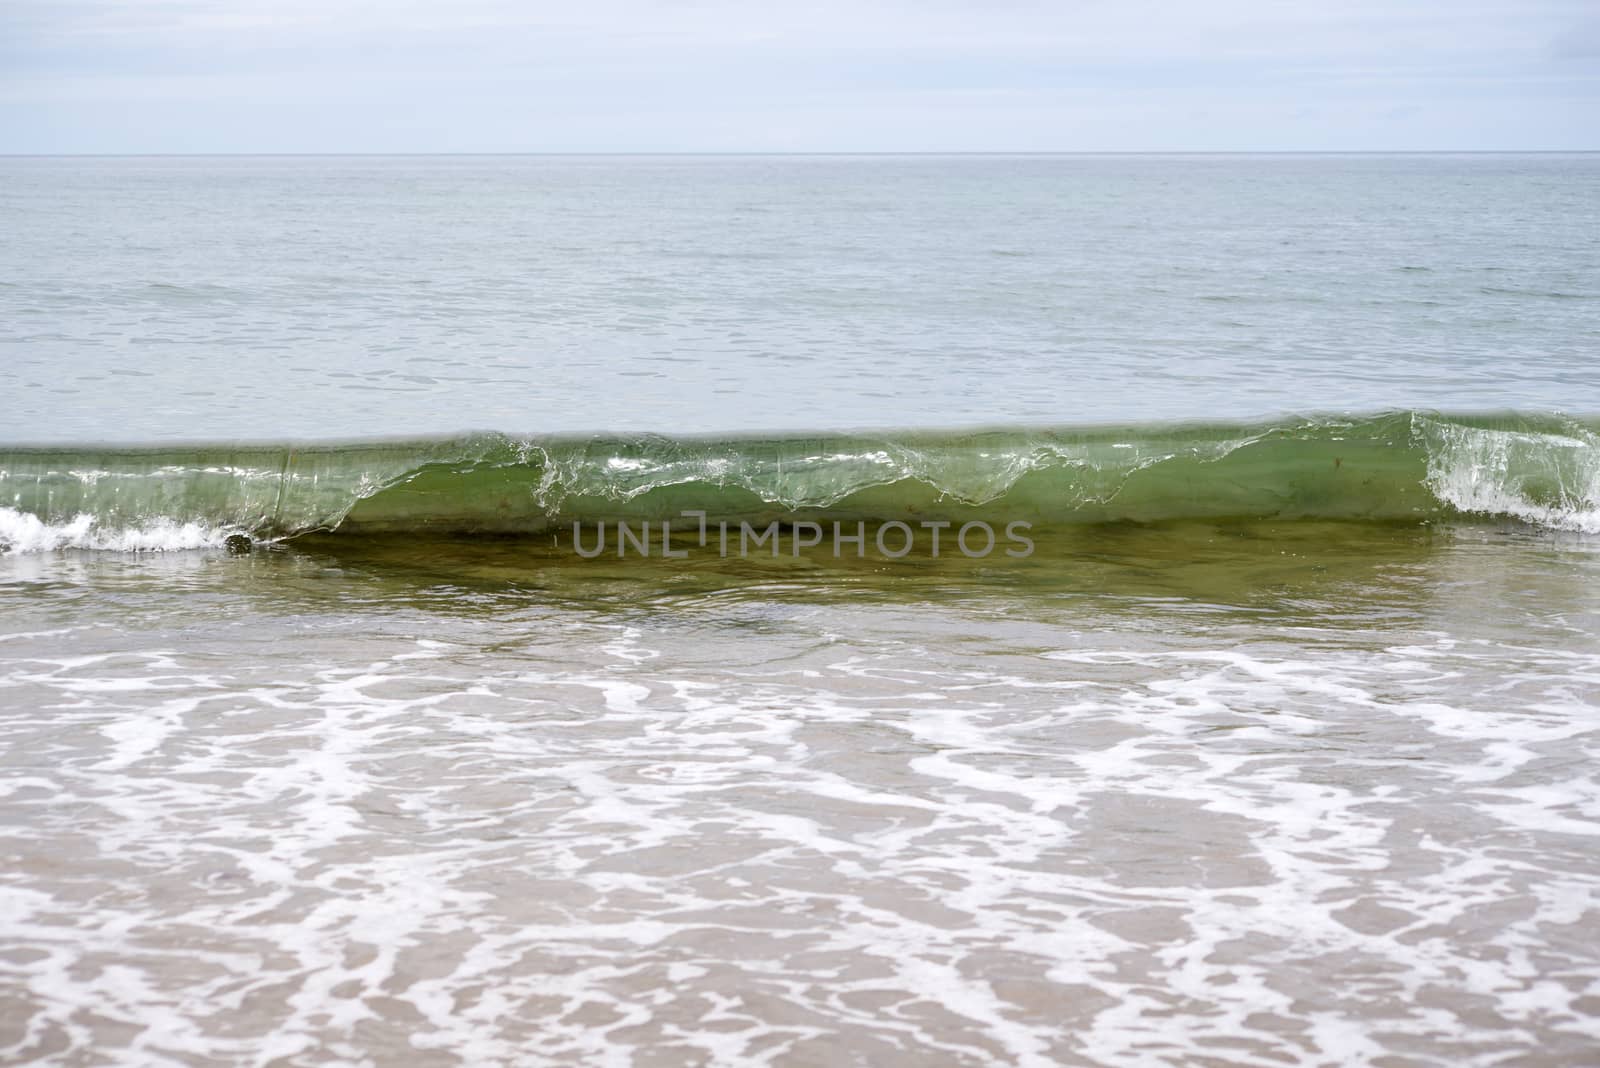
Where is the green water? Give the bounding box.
[3,413,1597,552]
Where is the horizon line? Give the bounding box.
[3,149,1597,159]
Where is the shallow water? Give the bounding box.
[3,522,1598,1065]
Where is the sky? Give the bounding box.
[1,0,1596,153]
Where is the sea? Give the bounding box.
[1,154,1598,1067]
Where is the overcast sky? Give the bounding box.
[2,0,1596,153]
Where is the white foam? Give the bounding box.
[3,562,1598,1066]
[0,507,230,554]
[1426,424,1600,533]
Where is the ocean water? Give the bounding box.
[2,155,1599,1067]
[2,154,1598,439]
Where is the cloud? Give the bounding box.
[1550,18,1600,58]
[2,0,1595,151]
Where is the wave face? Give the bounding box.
[2,412,1597,553]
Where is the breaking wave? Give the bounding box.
[2,411,1597,553]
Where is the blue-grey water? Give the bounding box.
[2,155,1599,1068]
[2,153,1597,441]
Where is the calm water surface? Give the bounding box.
[2,154,1597,441]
